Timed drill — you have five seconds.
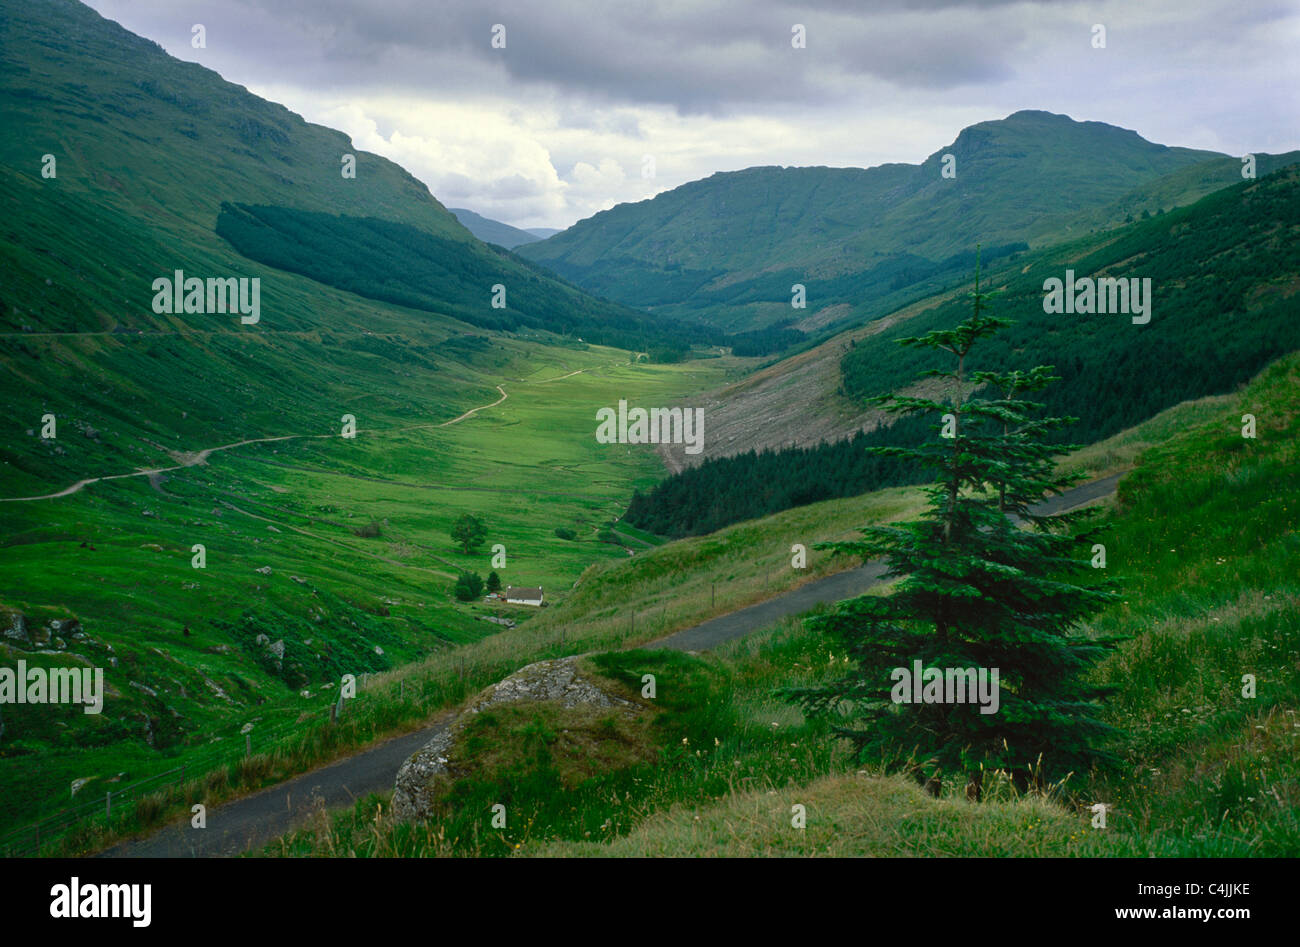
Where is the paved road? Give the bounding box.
[650,472,1122,653]
[104,472,1122,857]
[102,717,452,858]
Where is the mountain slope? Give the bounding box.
[0,0,731,832]
[449,208,543,249]
[626,164,1300,536]
[518,111,1295,333]
[0,0,691,490]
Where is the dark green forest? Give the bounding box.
[623,413,931,537]
[215,202,719,352]
[842,167,1300,446]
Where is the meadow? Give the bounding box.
[258,351,1300,857]
[0,342,737,841]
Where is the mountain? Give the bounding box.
[526,227,562,239]
[626,163,1300,535]
[517,111,1297,334]
[0,0,696,490]
[449,208,543,248]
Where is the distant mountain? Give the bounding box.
[518,111,1296,334]
[449,208,544,248]
[526,227,562,239]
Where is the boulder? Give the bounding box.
[392,657,640,822]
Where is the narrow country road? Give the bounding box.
[1,384,519,503]
[102,472,1122,858]
[438,385,507,426]
[101,718,453,858]
[649,472,1123,652]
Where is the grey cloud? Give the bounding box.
[88,0,1086,111]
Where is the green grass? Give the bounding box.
[0,350,734,843]
[1077,352,1300,855]
[260,620,848,857]
[257,350,1300,858]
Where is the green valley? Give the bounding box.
[2,0,1296,876]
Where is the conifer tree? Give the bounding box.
[784,259,1123,798]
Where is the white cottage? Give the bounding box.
[504,586,544,606]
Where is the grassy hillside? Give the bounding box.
[0,348,733,838]
[842,165,1300,446]
[214,202,711,350]
[571,350,1300,857]
[259,349,1299,857]
[517,110,1290,333]
[0,0,740,842]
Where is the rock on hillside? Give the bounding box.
[392,657,642,822]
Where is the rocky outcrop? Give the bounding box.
[2,613,86,652]
[392,657,640,822]
[3,612,30,646]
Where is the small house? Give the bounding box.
[504,586,544,606]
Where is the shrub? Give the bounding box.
[454,572,485,602]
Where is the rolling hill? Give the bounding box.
[518,110,1298,335]
[0,0,698,493]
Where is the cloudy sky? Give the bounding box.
[87,0,1300,231]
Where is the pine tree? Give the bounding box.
[784,258,1123,798]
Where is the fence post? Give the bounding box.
[105,791,111,818]
[245,733,251,758]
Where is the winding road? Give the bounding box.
[101,471,1123,858]
[0,382,525,504]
